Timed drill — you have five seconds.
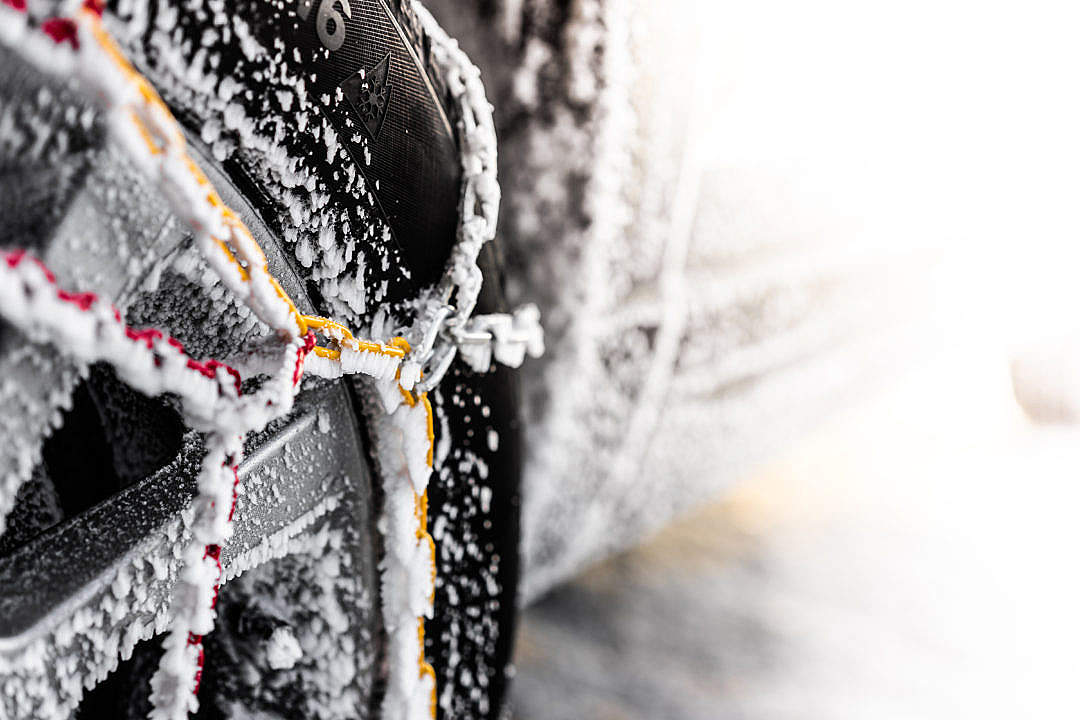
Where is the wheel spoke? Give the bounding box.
[0,380,375,717]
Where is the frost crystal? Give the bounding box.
[0,1,535,718]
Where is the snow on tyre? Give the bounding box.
[0,1,538,719]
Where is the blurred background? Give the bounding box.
[426,0,1080,717]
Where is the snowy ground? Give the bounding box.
[509,275,1080,718]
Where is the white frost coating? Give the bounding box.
[0,346,81,539]
[396,401,434,495]
[368,380,436,720]
[0,482,347,720]
[0,3,302,341]
[0,248,306,720]
[0,255,266,433]
[302,343,402,382]
[453,303,544,373]
[2,3,539,719]
[147,434,244,719]
[410,3,546,392]
[1,8,362,716]
[265,626,303,670]
[493,0,636,597]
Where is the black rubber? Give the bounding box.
[0,1,522,718]
[233,0,463,293]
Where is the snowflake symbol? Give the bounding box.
[341,53,393,140]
